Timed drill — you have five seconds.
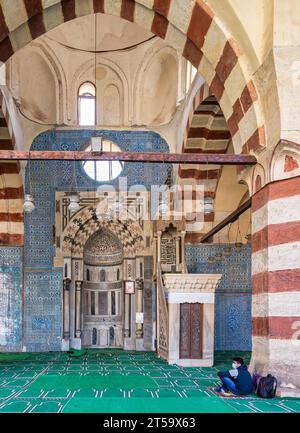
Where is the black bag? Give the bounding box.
[256,374,277,398]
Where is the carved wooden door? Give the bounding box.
[179,303,203,359]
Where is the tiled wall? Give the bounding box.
[186,243,252,351]
[23,271,62,352]
[0,247,23,351]
[23,129,169,351]
[25,129,170,268]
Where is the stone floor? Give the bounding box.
[0,349,299,413]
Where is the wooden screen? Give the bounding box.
[179,303,203,359]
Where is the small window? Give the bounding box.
[82,140,123,182]
[99,292,108,315]
[86,269,90,281]
[78,82,96,126]
[91,291,95,315]
[111,291,116,315]
[109,326,115,346]
[92,327,97,345]
[117,269,120,281]
[100,269,106,282]
[85,292,89,315]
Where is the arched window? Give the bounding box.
[100,269,106,282]
[92,327,97,345]
[82,140,123,182]
[91,291,95,315]
[78,82,96,126]
[109,326,115,346]
[111,291,116,315]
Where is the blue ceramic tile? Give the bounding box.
[0,247,23,351]
[186,244,252,350]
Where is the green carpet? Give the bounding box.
[63,396,233,413]
[30,373,156,391]
[68,349,87,358]
[0,350,299,413]
[0,353,31,362]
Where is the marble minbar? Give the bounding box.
[162,273,222,367]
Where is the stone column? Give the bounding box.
[250,176,300,396]
[175,235,180,272]
[124,293,130,337]
[75,280,82,338]
[136,279,144,339]
[63,278,71,339]
[181,231,186,273]
[157,231,162,264]
[153,235,157,275]
[156,231,162,350]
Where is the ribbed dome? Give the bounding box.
[84,228,123,265]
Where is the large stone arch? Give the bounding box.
[0,89,23,246]
[0,0,265,155]
[181,81,211,154]
[61,205,144,258]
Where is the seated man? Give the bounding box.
[215,357,253,396]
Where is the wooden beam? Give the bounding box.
[200,198,252,243]
[0,150,257,165]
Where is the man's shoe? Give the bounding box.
[214,387,223,393]
[219,388,233,396]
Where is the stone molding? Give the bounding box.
[167,292,215,304]
[163,273,222,293]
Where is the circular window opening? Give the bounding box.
[82,140,123,182]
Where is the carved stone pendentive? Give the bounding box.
[162,273,222,367]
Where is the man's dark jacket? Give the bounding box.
[218,364,253,395]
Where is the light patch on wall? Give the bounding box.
[0,63,6,85]
[0,273,16,346]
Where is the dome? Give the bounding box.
[84,228,123,265]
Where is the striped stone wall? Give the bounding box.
[250,176,300,388]
[0,91,23,246]
[0,0,265,155]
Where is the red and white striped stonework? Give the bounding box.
[250,176,300,389]
[178,87,231,240]
[0,0,265,155]
[0,90,24,246]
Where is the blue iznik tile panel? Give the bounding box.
[23,271,62,352]
[25,129,170,268]
[22,129,169,351]
[186,244,252,351]
[0,247,23,351]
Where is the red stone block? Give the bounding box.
[153,0,172,18]
[187,1,213,50]
[121,0,135,22]
[151,12,169,39]
[183,38,203,68]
